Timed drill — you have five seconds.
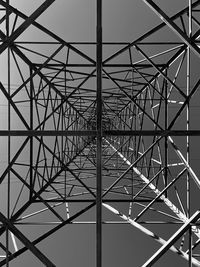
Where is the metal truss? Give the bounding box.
[0,0,200,266]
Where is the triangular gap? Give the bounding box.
[103,68,126,119]
[32,135,63,189]
[103,135,137,170]
[10,0,44,16]
[175,13,200,36]
[102,73,140,131]
[15,42,63,65]
[67,71,96,100]
[0,8,7,37]
[172,229,199,255]
[9,166,31,218]
[102,136,163,200]
[62,98,90,131]
[0,136,29,182]
[166,51,187,112]
[33,71,88,131]
[104,44,141,65]
[103,69,163,132]
[63,149,97,194]
[149,0,188,16]
[141,23,182,44]
[53,68,96,96]
[103,43,131,62]
[38,45,84,90]
[191,10,200,38]
[9,105,29,130]
[167,136,189,170]
[105,27,182,66]
[0,231,22,255]
[35,93,64,131]
[134,45,187,104]
[40,154,96,200]
[166,55,200,130]
[68,48,95,65]
[73,43,96,63]
[136,42,185,66]
[15,22,60,44]
[9,49,32,102]
[76,99,96,131]
[0,49,31,112]
[0,9,25,36]
[4,137,32,213]
[16,197,64,226]
[31,76,61,131]
[144,75,166,128]
[2,1,95,67]
[104,66,155,97]
[132,87,163,131]
[119,65,164,101]
[147,1,200,38]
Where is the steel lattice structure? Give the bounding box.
[1,0,200,266]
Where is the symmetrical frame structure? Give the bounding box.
[0,0,200,266]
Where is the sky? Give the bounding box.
[0,0,200,267]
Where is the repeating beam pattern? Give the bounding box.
[0,0,200,266]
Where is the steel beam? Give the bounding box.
[143,0,200,58]
[103,0,200,64]
[0,212,56,267]
[96,1,102,266]
[103,204,200,267]
[141,210,200,267]
[0,0,95,64]
[0,130,200,136]
[0,0,55,55]
[0,203,95,266]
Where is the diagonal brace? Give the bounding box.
[143,0,200,59]
[0,212,55,266]
[0,0,55,55]
[141,210,200,267]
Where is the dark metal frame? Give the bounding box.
[0,0,200,266]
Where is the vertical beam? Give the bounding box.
[187,1,192,265]
[29,67,34,200]
[142,0,200,58]
[6,1,10,265]
[164,69,168,197]
[96,0,102,267]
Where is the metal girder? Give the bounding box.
[0,203,95,266]
[0,0,55,55]
[0,212,56,267]
[142,210,200,267]
[143,0,200,58]
[96,1,103,266]
[0,0,96,64]
[103,0,200,64]
[103,204,200,267]
[1,0,200,266]
[0,130,200,136]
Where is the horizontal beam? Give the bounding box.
[1,130,200,136]
[33,63,166,68]
[33,199,163,203]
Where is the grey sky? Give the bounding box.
[1,1,199,267]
